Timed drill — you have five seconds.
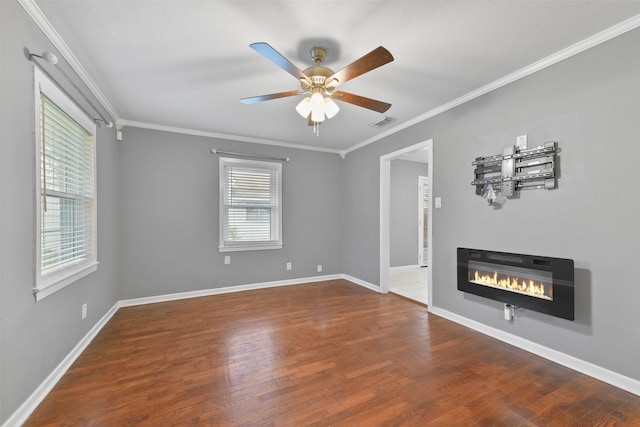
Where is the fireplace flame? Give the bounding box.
[472,270,552,300]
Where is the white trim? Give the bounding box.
[35,262,99,301]
[17,0,120,123]
[219,157,283,252]
[118,119,342,155]
[380,156,391,294]
[3,302,119,427]
[18,0,640,155]
[33,67,98,301]
[118,275,380,309]
[6,279,639,426]
[390,264,420,272]
[343,13,640,156]
[35,67,95,132]
[119,274,344,307]
[342,274,381,293]
[380,140,433,305]
[428,305,640,397]
[418,175,429,267]
[218,244,283,253]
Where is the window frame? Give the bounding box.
[219,157,283,252]
[33,66,98,301]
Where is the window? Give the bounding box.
[34,67,97,300]
[219,157,282,252]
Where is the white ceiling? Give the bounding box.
[31,0,640,153]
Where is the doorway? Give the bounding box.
[380,139,433,306]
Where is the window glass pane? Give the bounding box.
[226,207,273,242]
[220,158,281,249]
[40,94,95,273]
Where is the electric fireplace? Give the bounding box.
[457,248,575,320]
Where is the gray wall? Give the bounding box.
[390,160,427,267]
[0,2,120,422]
[3,1,640,422]
[118,127,343,300]
[343,28,640,380]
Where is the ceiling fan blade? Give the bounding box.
[250,42,312,84]
[328,46,393,85]
[333,91,391,113]
[240,90,302,104]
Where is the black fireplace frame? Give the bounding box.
[457,248,575,320]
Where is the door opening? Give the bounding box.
[380,139,433,307]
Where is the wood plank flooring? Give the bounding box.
[26,279,640,426]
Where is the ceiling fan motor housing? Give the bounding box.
[301,66,335,92]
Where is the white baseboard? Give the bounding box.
[342,274,381,293]
[118,274,343,307]
[3,302,120,427]
[390,264,420,272]
[6,275,349,426]
[428,305,640,397]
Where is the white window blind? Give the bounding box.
[219,157,282,252]
[34,67,97,300]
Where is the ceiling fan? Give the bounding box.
[240,42,394,132]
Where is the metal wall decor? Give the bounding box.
[472,141,557,200]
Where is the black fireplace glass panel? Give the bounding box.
[468,260,553,301]
[457,248,574,321]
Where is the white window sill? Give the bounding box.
[34,261,99,301]
[219,244,282,253]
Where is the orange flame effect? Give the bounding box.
[471,270,552,300]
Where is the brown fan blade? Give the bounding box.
[333,91,391,113]
[240,90,301,104]
[327,46,393,85]
[250,42,312,84]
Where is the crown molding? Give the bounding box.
[19,0,640,156]
[118,120,343,155]
[343,12,640,156]
[18,0,120,123]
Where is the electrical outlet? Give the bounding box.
[317,264,323,273]
[82,303,87,320]
[224,255,230,265]
[286,262,292,271]
[504,304,514,321]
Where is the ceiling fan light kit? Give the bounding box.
[241,42,394,133]
[295,90,340,123]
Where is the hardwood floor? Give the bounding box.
[26,280,640,426]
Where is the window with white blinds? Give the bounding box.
[34,67,97,300]
[219,157,282,252]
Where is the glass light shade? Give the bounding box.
[323,97,340,119]
[311,108,325,123]
[310,92,323,107]
[310,92,325,122]
[295,97,312,118]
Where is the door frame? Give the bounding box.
[418,175,429,267]
[379,139,433,306]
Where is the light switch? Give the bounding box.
[516,134,527,149]
[435,197,442,208]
